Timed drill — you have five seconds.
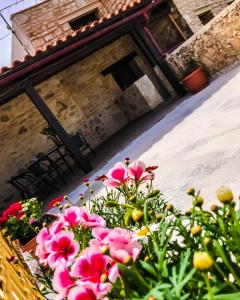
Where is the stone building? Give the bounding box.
[11,0,191,61]
[0,0,188,207]
[173,0,235,33]
[10,0,236,61]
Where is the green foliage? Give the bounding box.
[89,181,240,299]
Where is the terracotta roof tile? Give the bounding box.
[0,0,144,76]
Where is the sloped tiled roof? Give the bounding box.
[0,0,145,76]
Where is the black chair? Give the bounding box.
[7,170,57,199]
[47,144,74,174]
[28,152,67,184]
[71,132,95,156]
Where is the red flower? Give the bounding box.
[145,166,158,173]
[0,216,7,228]
[95,175,108,182]
[47,196,64,209]
[2,202,23,219]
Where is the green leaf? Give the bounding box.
[118,264,149,295]
[213,292,240,300]
[140,260,158,279]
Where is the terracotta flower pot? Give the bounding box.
[20,235,37,254]
[18,214,58,254]
[182,67,208,93]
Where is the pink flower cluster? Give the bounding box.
[100,160,158,188]
[35,207,142,300]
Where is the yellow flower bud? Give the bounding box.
[100,274,108,283]
[191,225,202,236]
[216,187,233,204]
[63,204,71,209]
[193,252,213,271]
[132,209,144,222]
[39,285,46,293]
[165,204,174,212]
[203,237,211,246]
[100,245,109,255]
[194,195,204,207]
[123,255,133,265]
[210,204,219,213]
[156,213,164,221]
[129,195,137,202]
[187,188,195,196]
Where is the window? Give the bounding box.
[102,52,144,90]
[198,10,214,25]
[69,11,98,31]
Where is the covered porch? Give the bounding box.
[0,0,186,208]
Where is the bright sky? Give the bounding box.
[0,0,43,67]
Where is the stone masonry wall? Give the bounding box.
[0,34,162,207]
[173,0,232,33]
[11,0,134,61]
[167,0,240,78]
[11,0,105,59]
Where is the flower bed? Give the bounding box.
[4,159,240,299]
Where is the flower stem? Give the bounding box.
[204,272,214,300]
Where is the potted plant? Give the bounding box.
[181,58,209,93]
[40,125,61,145]
[0,198,58,253]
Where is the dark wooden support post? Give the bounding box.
[23,79,92,174]
[132,26,186,97]
[131,29,171,100]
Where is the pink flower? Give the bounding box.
[128,160,152,182]
[53,263,75,300]
[45,231,79,269]
[61,206,81,227]
[35,227,52,265]
[92,227,142,263]
[103,162,128,188]
[72,249,118,282]
[49,220,65,234]
[68,284,96,300]
[71,250,117,298]
[79,209,106,228]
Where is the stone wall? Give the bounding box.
[11,0,135,61]
[167,0,240,78]
[173,0,232,33]
[0,34,165,207]
[11,0,105,60]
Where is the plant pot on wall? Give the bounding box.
[18,214,58,255]
[182,67,209,93]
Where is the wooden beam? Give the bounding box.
[133,26,186,97]
[23,80,92,174]
[131,29,171,100]
[0,22,135,106]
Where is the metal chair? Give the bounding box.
[28,152,67,184]
[7,170,57,199]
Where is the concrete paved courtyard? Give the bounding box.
[68,65,240,211]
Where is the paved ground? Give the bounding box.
[57,65,240,212]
